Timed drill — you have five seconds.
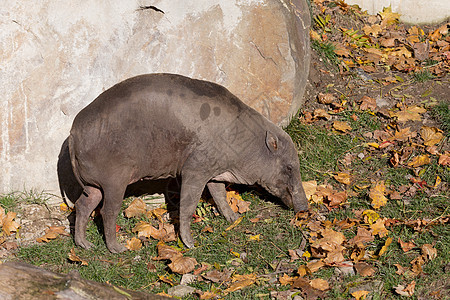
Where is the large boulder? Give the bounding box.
[0,0,310,196]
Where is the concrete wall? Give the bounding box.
[345,0,450,24]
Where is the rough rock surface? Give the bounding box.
[0,0,310,195]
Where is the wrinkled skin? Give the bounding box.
[69,74,309,253]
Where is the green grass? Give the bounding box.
[413,69,435,82]
[432,101,450,136]
[311,39,341,71]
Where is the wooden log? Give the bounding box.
[0,261,171,299]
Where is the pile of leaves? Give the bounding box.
[311,0,449,77]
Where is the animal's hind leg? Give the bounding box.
[74,186,102,249]
[100,184,128,253]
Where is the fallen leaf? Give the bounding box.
[202,268,232,283]
[379,6,400,26]
[394,281,415,297]
[2,211,20,236]
[279,273,296,286]
[334,172,352,185]
[411,255,425,275]
[394,263,409,275]
[68,248,88,266]
[327,191,348,207]
[36,226,68,243]
[168,256,198,274]
[297,265,309,277]
[333,121,352,133]
[153,242,182,261]
[148,207,167,222]
[302,180,318,200]
[310,278,329,291]
[390,106,426,122]
[348,227,374,247]
[369,181,388,209]
[314,108,332,120]
[363,24,382,36]
[398,238,416,252]
[226,274,257,292]
[307,259,325,273]
[354,262,376,276]
[351,290,370,300]
[225,216,243,231]
[226,191,250,214]
[317,93,335,104]
[438,152,450,166]
[392,127,415,141]
[421,244,437,260]
[359,96,377,111]
[125,237,142,251]
[363,209,380,224]
[370,218,389,237]
[378,237,393,257]
[249,234,261,241]
[408,155,431,167]
[124,198,147,218]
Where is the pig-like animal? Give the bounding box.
[68,74,309,253]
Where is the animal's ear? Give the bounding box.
[265,131,279,153]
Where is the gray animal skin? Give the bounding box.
[68,73,309,253]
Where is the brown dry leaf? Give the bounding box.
[394,263,409,275]
[199,291,219,300]
[363,24,382,36]
[359,96,377,111]
[327,191,348,208]
[411,255,425,275]
[333,121,352,133]
[378,237,393,257]
[379,6,400,26]
[314,108,332,120]
[438,152,450,166]
[226,274,257,292]
[36,226,68,243]
[334,172,352,185]
[0,207,5,228]
[355,262,376,277]
[398,238,416,252]
[421,244,437,260]
[317,93,335,104]
[369,181,388,209]
[153,242,182,261]
[279,273,296,286]
[226,191,250,214]
[148,207,167,221]
[302,180,317,201]
[2,211,20,236]
[370,218,389,238]
[348,227,374,247]
[168,256,198,274]
[334,43,352,57]
[297,265,309,277]
[202,268,232,283]
[68,248,88,266]
[307,259,325,273]
[351,290,370,300]
[124,198,146,218]
[392,127,415,141]
[394,281,416,297]
[390,106,426,122]
[310,278,329,291]
[125,237,142,251]
[133,221,158,238]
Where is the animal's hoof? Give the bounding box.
[225,212,240,223]
[75,239,94,250]
[107,242,127,253]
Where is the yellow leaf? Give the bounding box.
[297,265,309,277]
[432,176,441,188]
[249,234,261,241]
[369,181,388,209]
[310,278,329,291]
[36,226,68,243]
[362,210,380,224]
[225,216,243,231]
[408,155,431,167]
[378,237,393,257]
[352,290,370,300]
[124,198,147,218]
[333,121,352,133]
[226,274,257,292]
[125,237,142,251]
[307,260,325,273]
[226,191,251,214]
[334,172,351,185]
[370,219,389,238]
[366,142,380,149]
[420,126,444,147]
[379,6,400,25]
[279,273,296,285]
[390,106,426,122]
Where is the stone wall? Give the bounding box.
[0,0,310,196]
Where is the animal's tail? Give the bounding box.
[68,133,86,191]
